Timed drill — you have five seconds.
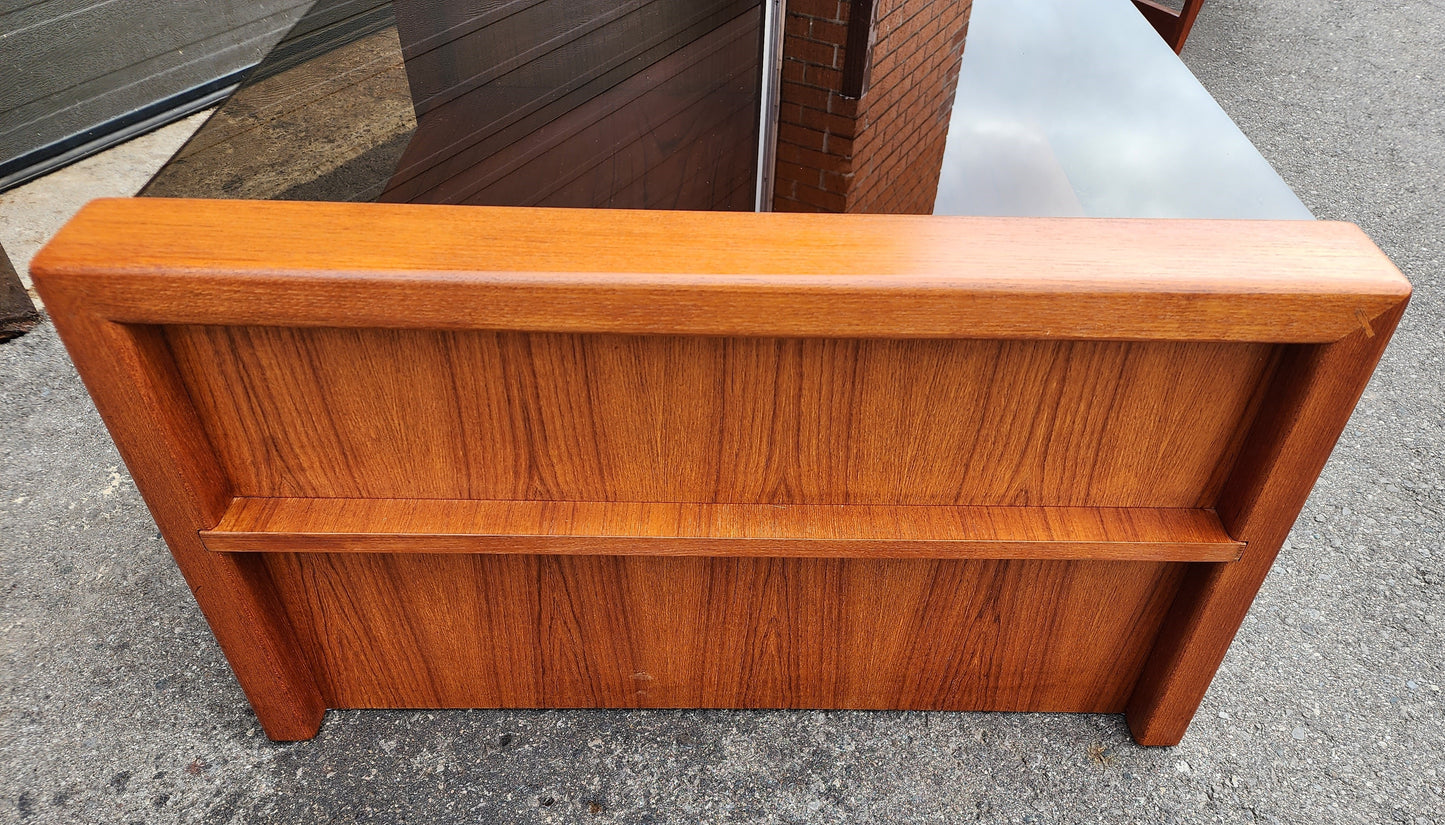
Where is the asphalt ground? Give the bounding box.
[2,0,1442,821]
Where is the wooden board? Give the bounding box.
[32,199,1407,341]
[265,553,1186,712]
[161,327,1274,506]
[31,198,1411,745]
[202,497,1244,560]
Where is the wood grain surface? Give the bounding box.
[163,327,1274,507]
[33,199,1410,341]
[202,497,1243,561]
[264,553,1187,712]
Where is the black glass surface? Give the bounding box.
[144,0,763,210]
[145,0,1311,218]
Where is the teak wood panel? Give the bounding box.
[202,497,1244,561]
[264,554,1186,712]
[163,326,1274,506]
[31,199,1411,746]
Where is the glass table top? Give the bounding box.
[144,0,766,210]
[144,0,1313,219]
[933,0,1311,218]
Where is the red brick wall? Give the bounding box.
[773,0,971,213]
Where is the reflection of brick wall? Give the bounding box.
[773,0,971,213]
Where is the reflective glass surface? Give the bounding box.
[933,0,1311,218]
[145,0,764,209]
[146,0,1312,218]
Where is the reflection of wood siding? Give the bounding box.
[0,0,310,176]
[383,0,761,209]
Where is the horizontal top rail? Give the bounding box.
[32,198,1409,342]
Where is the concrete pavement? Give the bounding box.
[2,0,1441,821]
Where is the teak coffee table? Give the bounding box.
[32,0,1410,746]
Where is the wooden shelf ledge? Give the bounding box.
[200,498,1244,561]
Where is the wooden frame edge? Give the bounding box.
[1126,297,1410,745]
[33,283,325,740]
[1132,0,1205,53]
[32,199,1411,343]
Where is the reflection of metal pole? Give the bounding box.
[755,0,786,211]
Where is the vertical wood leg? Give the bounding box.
[1126,301,1407,745]
[1171,0,1207,52]
[43,305,325,740]
[1132,0,1205,53]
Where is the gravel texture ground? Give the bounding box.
[2,0,1442,822]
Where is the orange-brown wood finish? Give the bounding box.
[265,553,1186,712]
[36,199,1405,342]
[32,198,1410,745]
[161,327,1274,506]
[202,497,1244,561]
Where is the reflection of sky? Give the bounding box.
[933,0,1313,219]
